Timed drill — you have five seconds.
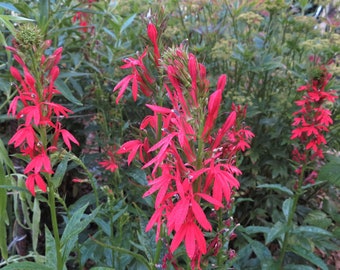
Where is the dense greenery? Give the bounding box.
[0,0,339,269]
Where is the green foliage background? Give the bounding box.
[0,0,339,269]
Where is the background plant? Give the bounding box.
[0,0,339,269]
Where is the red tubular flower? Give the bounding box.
[99,150,118,173]
[202,74,227,138]
[147,23,160,66]
[115,26,254,267]
[291,63,337,184]
[291,66,337,157]
[113,49,153,103]
[7,43,79,196]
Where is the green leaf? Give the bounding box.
[257,184,293,196]
[0,15,33,35]
[32,197,41,252]
[120,14,136,34]
[51,155,69,188]
[265,221,287,244]
[54,79,83,106]
[243,226,270,235]
[0,262,53,270]
[58,71,90,79]
[0,163,8,260]
[38,0,49,34]
[126,168,147,186]
[282,198,293,222]
[292,225,333,239]
[45,227,57,269]
[0,3,20,13]
[304,210,332,229]
[0,139,15,171]
[289,245,328,270]
[283,265,314,270]
[60,204,100,261]
[249,240,272,265]
[91,268,115,270]
[317,157,340,187]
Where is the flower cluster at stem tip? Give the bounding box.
[291,61,337,186]
[113,22,254,268]
[6,28,79,196]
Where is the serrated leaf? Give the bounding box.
[51,155,69,188]
[61,204,100,261]
[265,221,287,244]
[289,245,328,270]
[45,227,57,269]
[249,240,272,264]
[292,225,333,238]
[282,198,293,222]
[32,197,41,252]
[54,79,83,106]
[304,210,332,230]
[257,184,293,196]
[318,157,340,187]
[243,226,270,235]
[0,262,53,270]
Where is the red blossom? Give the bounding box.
[114,26,254,267]
[7,44,78,196]
[291,63,337,186]
[147,23,160,66]
[26,173,47,196]
[99,150,118,173]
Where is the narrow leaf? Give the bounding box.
[1,262,53,270]
[61,204,100,261]
[55,79,83,106]
[51,155,69,188]
[282,198,293,222]
[265,221,287,244]
[45,226,57,269]
[32,197,41,252]
[289,245,328,270]
[120,14,136,34]
[257,184,293,196]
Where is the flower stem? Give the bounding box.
[278,163,306,269]
[48,179,63,270]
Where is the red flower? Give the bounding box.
[99,151,118,172]
[113,49,153,103]
[202,74,227,138]
[7,44,78,196]
[170,214,207,260]
[147,23,160,66]
[24,148,53,174]
[117,139,145,165]
[26,173,47,196]
[8,125,36,149]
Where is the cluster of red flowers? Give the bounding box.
[291,64,337,184]
[71,0,96,34]
[113,23,254,268]
[7,41,78,196]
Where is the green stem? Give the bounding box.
[90,236,153,270]
[48,179,63,270]
[278,162,306,268]
[216,208,223,266]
